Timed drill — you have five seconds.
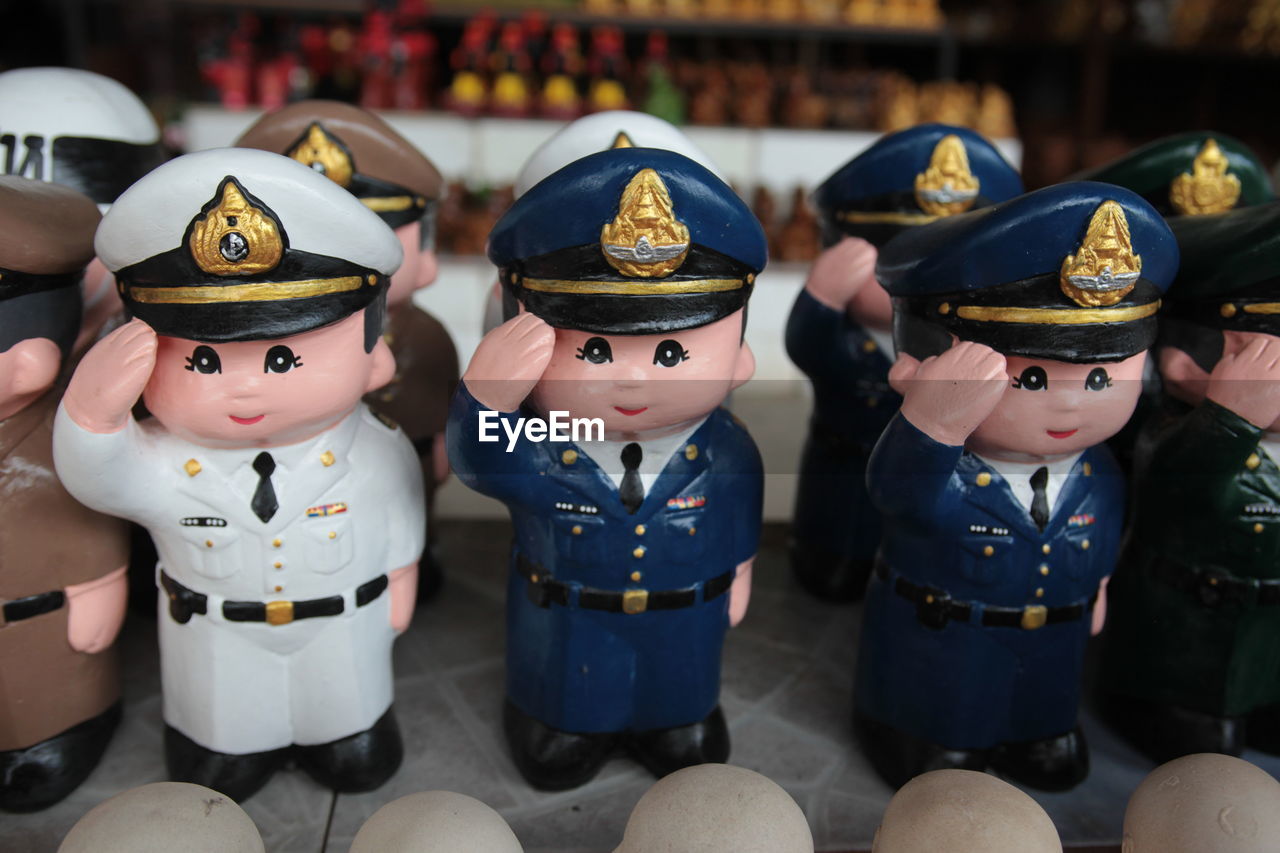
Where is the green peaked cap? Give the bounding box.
[1071,131,1274,218]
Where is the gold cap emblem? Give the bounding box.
[187,178,285,277]
[600,168,690,278]
[1060,200,1143,307]
[611,131,635,149]
[1169,138,1241,216]
[287,123,354,188]
[915,134,981,217]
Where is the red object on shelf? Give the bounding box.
[446,11,495,116]
[539,22,582,120]
[359,9,395,109]
[201,15,257,111]
[586,25,629,113]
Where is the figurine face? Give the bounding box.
[527,308,754,438]
[965,351,1147,461]
[143,309,394,449]
[387,221,438,309]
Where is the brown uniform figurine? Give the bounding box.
[0,177,130,812]
[236,101,456,598]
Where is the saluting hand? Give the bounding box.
[891,341,1009,447]
[463,312,556,413]
[62,318,157,434]
[1207,332,1280,430]
[803,236,878,313]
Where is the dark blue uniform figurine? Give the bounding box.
[448,148,765,791]
[787,125,1022,601]
[854,182,1177,791]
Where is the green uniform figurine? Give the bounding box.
[1103,200,1280,762]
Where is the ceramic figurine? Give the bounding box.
[871,769,1060,852]
[489,21,535,118]
[58,782,264,853]
[1121,753,1280,852]
[236,100,454,602]
[787,125,1023,602]
[350,791,523,853]
[854,182,1178,790]
[0,178,129,812]
[0,67,165,349]
[449,148,765,790]
[539,23,584,120]
[447,15,494,117]
[775,187,821,262]
[586,26,630,113]
[613,764,813,853]
[52,148,425,801]
[1101,201,1280,762]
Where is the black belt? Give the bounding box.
[160,570,388,626]
[1150,556,1280,608]
[516,553,733,615]
[1,590,66,624]
[874,561,1095,631]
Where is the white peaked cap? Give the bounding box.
[96,147,402,275]
[515,111,723,198]
[349,791,524,853]
[614,764,814,853]
[0,67,159,145]
[57,782,264,853]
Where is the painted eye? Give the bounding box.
[653,339,689,368]
[1085,367,1112,391]
[1012,366,1047,391]
[575,337,613,364]
[264,345,302,374]
[184,345,221,374]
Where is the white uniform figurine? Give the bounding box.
[58,782,264,853]
[613,764,814,853]
[870,769,1061,853]
[53,148,424,802]
[1122,753,1280,852]
[0,67,165,346]
[349,791,523,853]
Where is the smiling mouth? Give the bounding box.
[1047,429,1078,439]
[615,407,649,416]
[230,415,265,425]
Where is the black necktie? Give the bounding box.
[619,442,644,515]
[251,451,279,524]
[1030,466,1050,532]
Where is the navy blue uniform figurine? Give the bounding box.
[787,125,1022,601]
[854,182,1177,790]
[447,148,765,791]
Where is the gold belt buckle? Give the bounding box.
[622,588,649,615]
[1020,604,1048,630]
[265,600,294,626]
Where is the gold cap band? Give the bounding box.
[126,275,373,305]
[361,195,425,213]
[838,210,941,226]
[520,277,745,296]
[954,301,1160,325]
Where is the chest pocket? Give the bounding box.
[1061,527,1096,580]
[956,534,1013,586]
[178,524,241,580]
[661,509,707,563]
[554,514,607,565]
[302,517,355,574]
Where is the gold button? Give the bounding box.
[866,397,879,408]
[274,561,283,569]
[633,546,645,559]
[1222,302,1238,318]
[1040,565,1050,576]
[274,585,283,593]
[184,458,202,477]
[635,524,646,536]
[937,302,951,315]
[366,274,377,286]
[925,594,935,604]
[562,449,578,465]
[572,525,582,535]
[1247,453,1262,471]
[976,472,992,487]
[321,450,335,467]
[1081,539,1090,550]
[1042,544,1051,554]
[630,571,642,582]
[1256,522,1265,534]
[1035,587,1045,598]
[205,540,213,548]
[328,531,337,539]
[688,526,696,536]
[862,339,877,352]
[982,545,994,557]
[273,538,282,548]
[1083,462,1093,477]
[685,444,698,461]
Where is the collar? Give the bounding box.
[176,406,362,482]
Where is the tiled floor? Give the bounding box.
[5,521,1278,853]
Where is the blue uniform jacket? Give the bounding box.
[785,289,900,560]
[855,413,1123,748]
[447,384,763,733]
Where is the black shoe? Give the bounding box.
[416,546,446,603]
[1249,705,1280,755]
[990,727,1089,792]
[1102,693,1244,763]
[294,707,402,793]
[0,702,121,812]
[789,541,873,603]
[626,706,730,779]
[165,724,287,802]
[503,701,617,791]
[853,710,987,789]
